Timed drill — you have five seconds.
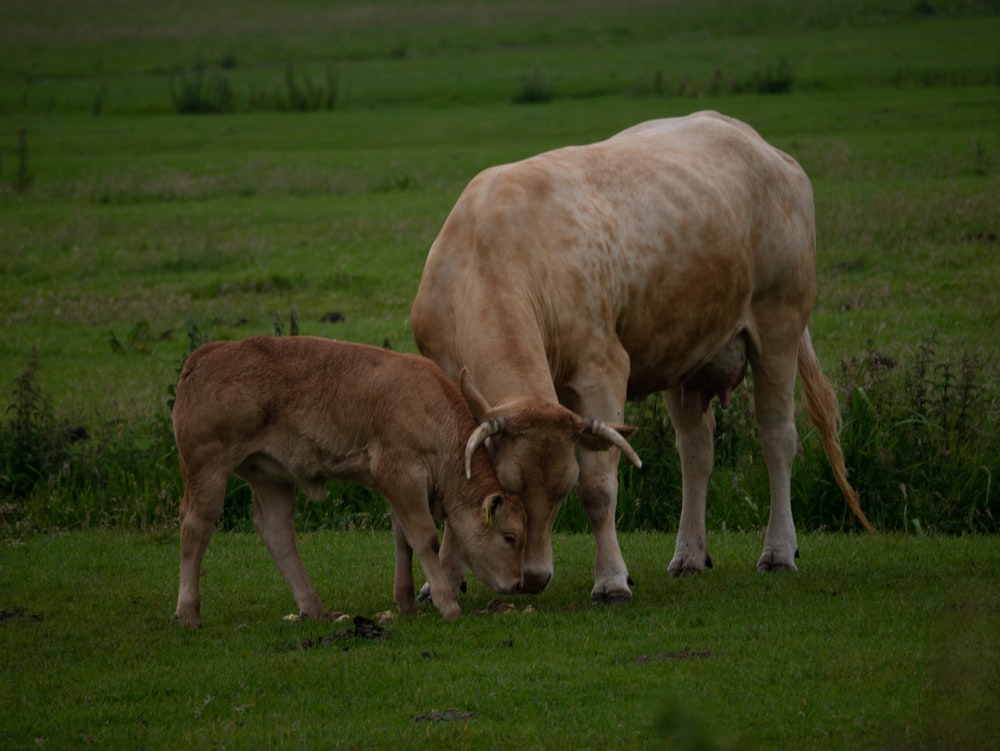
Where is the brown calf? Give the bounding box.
[172,336,525,626]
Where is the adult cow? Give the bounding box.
[410,111,873,604]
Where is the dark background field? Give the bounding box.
[2,0,998,533]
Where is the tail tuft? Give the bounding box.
[798,328,876,533]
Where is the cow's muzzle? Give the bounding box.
[523,570,552,594]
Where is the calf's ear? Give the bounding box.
[482,494,504,526]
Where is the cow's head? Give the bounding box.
[461,370,640,594]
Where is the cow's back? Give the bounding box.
[411,111,816,401]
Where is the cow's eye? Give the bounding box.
[503,533,517,547]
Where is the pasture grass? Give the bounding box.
[1,3,998,749]
[1,529,997,750]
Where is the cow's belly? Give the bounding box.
[625,326,749,402]
[615,273,751,401]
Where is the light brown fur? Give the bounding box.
[172,336,525,626]
[411,111,872,600]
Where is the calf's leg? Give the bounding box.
[176,472,227,628]
[384,483,460,619]
[391,512,418,615]
[415,523,467,603]
[248,476,327,619]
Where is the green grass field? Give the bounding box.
[1,2,999,747]
[2,0,998,422]
[2,530,997,750]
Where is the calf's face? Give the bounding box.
[450,493,526,595]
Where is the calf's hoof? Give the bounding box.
[417,580,466,602]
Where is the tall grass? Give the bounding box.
[610,338,999,536]
[3,334,995,538]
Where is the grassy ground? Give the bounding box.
[1,530,997,750]
[0,5,998,745]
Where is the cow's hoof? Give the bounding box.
[591,578,633,604]
[174,611,201,629]
[756,551,799,573]
[592,589,633,605]
[668,554,710,577]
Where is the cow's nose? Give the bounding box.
[523,570,552,594]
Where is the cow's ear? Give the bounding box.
[482,494,503,526]
[460,368,492,421]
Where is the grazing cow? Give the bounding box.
[410,110,873,603]
[172,336,526,626]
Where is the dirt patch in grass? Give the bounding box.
[0,606,44,623]
[278,615,390,652]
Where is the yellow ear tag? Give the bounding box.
[482,495,501,525]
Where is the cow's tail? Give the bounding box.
[797,328,876,533]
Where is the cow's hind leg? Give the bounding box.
[248,476,327,620]
[665,387,716,576]
[750,343,800,572]
[176,471,227,628]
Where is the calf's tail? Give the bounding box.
[797,328,876,533]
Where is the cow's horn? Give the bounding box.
[465,417,506,479]
[586,419,643,468]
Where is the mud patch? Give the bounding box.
[0,606,43,623]
[279,615,389,652]
[636,647,712,664]
[413,709,477,723]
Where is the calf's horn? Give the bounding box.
[465,417,506,479]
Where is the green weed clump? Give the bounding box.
[0,351,82,503]
[169,61,340,114]
[830,339,998,534]
[169,66,235,114]
[0,353,179,535]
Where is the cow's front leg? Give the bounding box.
[249,478,327,620]
[415,522,467,602]
[665,387,716,576]
[566,361,633,603]
[577,447,632,603]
